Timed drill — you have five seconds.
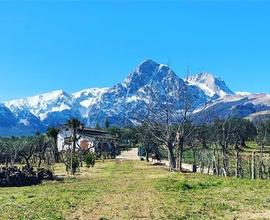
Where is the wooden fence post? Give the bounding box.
[235,149,240,178]
[252,152,256,180]
[259,145,264,179]
[217,153,220,176]
[268,160,270,180]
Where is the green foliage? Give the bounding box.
[66,118,82,175]
[105,117,110,129]
[107,126,139,147]
[95,123,101,130]
[211,117,258,148]
[46,127,59,142]
[256,119,270,145]
[67,118,82,130]
[84,152,96,168]
[0,134,54,167]
[65,153,80,174]
[155,177,223,192]
[46,127,60,162]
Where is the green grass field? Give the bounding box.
[0,160,270,220]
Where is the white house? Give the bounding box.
[57,126,116,156]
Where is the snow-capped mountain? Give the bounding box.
[84,59,208,127]
[0,104,17,127]
[1,59,270,136]
[72,88,109,118]
[5,90,74,120]
[73,88,109,108]
[5,90,82,130]
[186,72,234,98]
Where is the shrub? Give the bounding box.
[85,152,96,168]
[0,166,54,187]
[65,154,80,174]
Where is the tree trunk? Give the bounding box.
[217,153,220,176]
[175,147,179,170]
[54,137,59,163]
[177,138,184,172]
[212,149,217,175]
[26,159,30,168]
[146,149,149,162]
[268,160,270,180]
[240,138,246,148]
[192,148,197,173]
[38,156,42,168]
[80,152,83,167]
[168,147,176,171]
[71,128,76,175]
[10,154,15,168]
[5,159,8,168]
[222,146,229,176]
[10,159,15,168]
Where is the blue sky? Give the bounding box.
[0,1,270,101]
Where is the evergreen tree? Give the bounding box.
[105,117,110,129]
[67,118,82,175]
[46,127,60,163]
[95,123,101,130]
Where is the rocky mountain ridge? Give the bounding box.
[1,59,269,135]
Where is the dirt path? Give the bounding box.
[71,161,164,220]
[68,160,267,220]
[117,148,213,174]
[116,148,140,160]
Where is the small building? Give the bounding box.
[57,126,117,158]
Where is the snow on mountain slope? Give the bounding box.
[73,88,109,108]
[0,104,41,136]
[72,87,109,118]
[0,104,17,127]
[2,59,270,136]
[186,72,234,98]
[85,59,209,127]
[5,90,74,120]
[235,91,252,96]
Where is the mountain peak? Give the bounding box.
[139,58,159,66]
[124,59,178,94]
[72,88,109,99]
[187,72,216,83]
[186,72,234,98]
[1,59,269,136]
[135,59,160,74]
[38,90,69,100]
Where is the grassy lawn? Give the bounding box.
[0,160,270,219]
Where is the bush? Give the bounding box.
[85,152,96,168]
[65,154,80,174]
[37,168,54,181]
[0,166,54,187]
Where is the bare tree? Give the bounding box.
[137,122,160,162]
[134,73,207,171]
[254,119,270,179]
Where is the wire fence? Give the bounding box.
[183,148,270,179]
